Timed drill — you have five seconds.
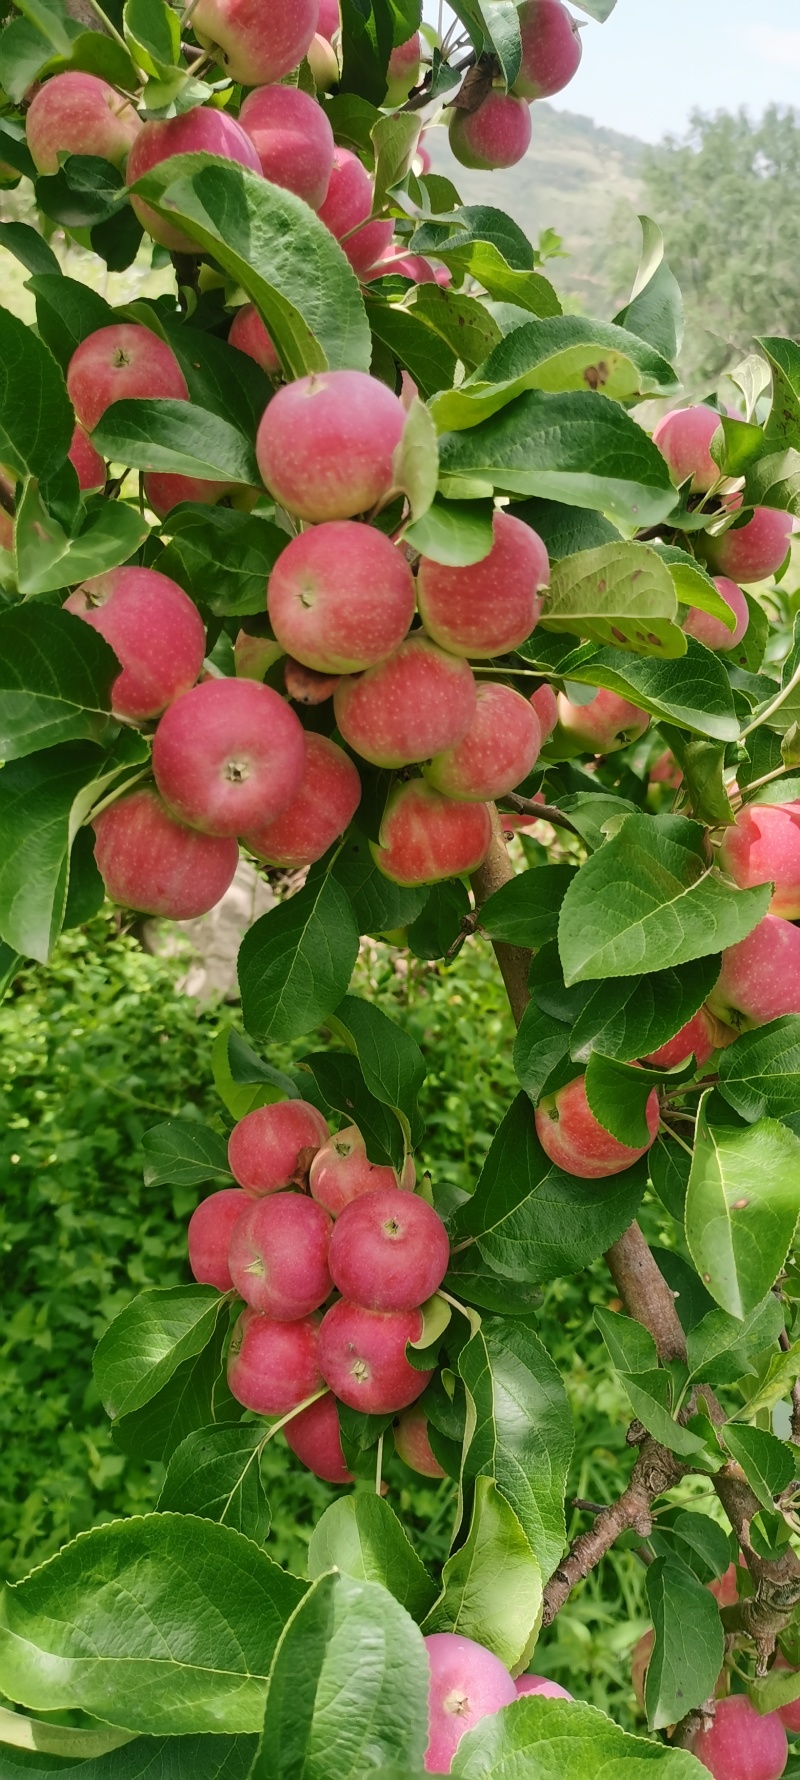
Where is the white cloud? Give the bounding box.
[743,24,800,69]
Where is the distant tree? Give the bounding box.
[639,105,800,385]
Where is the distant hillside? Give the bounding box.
[426,101,645,317]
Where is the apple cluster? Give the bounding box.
[187,1100,451,1488]
[448,0,583,172]
[424,1632,572,1774]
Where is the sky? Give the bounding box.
[422,1,800,144]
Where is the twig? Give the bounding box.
[504,793,585,840]
[542,1440,686,1625]
[470,804,531,1023]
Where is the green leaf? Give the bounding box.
[142,1119,232,1190]
[157,506,287,617]
[685,1094,800,1317]
[35,154,126,231]
[449,1094,647,1285]
[93,1283,225,1420]
[211,1028,297,1122]
[438,390,677,532]
[584,1053,661,1147]
[0,1515,303,1735]
[744,447,800,519]
[458,1320,573,1584]
[163,320,271,438]
[253,1571,429,1780]
[0,220,59,277]
[0,1709,133,1763]
[686,1295,785,1389]
[124,0,180,77]
[368,298,458,401]
[618,1371,716,1462]
[92,399,259,486]
[111,1313,237,1464]
[479,864,577,949]
[411,284,503,374]
[759,336,800,455]
[432,315,679,432]
[423,1477,542,1672]
[613,216,683,365]
[511,496,620,560]
[129,158,371,376]
[328,825,430,935]
[645,1557,725,1730]
[718,1016,800,1123]
[307,1495,437,1622]
[239,876,360,1045]
[558,814,771,984]
[0,1722,255,1779]
[407,877,471,959]
[452,1698,704,1778]
[595,1307,658,1374]
[393,394,438,523]
[157,1425,270,1541]
[721,1424,794,1510]
[329,993,425,1146]
[404,494,495,566]
[417,241,560,321]
[0,606,117,760]
[570,956,721,1064]
[654,545,736,631]
[300,1051,404,1169]
[541,541,684,657]
[0,741,136,963]
[651,1510,733,1582]
[15,483,150,597]
[371,110,421,211]
[743,1341,800,1419]
[512,1002,572,1104]
[520,634,739,742]
[29,271,115,369]
[0,303,72,482]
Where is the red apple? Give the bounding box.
[371,779,492,886]
[328,1185,450,1311]
[642,1007,718,1071]
[310,1124,411,1217]
[256,367,406,522]
[707,913,800,1031]
[318,1299,432,1413]
[385,33,421,106]
[535,1073,659,1178]
[228,1192,333,1319]
[93,786,238,920]
[449,91,532,170]
[64,565,205,720]
[126,109,262,253]
[317,0,340,39]
[689,1695,787,1780]
[68,425,105,492]
[418,512,548,658]
[243,732,361,868]
[334,635,477,768]
[228,1100,330,1196]
[151,677,306,836]
[190,0,318,85]
[188,1187,249,1291]
[143,471,237,517]
[394,1405,446,1478]
[26,71,141,174]
[424,682,541,800]
[511,0,583,99]
[703,506,793,584]
[283,659,340,705]
[267,521,415,673]
[652,404,722,493]
[67,324,188,433]
[284,1392,354,1484]
[227,1306,323,1416]
[684,577,749,651]
[317,146,393,277]
[515,1675,573,1700]
[424,1633,516,1775]
[229,304,280,375]
[556,688,650,754]
[530,682,558,742]
[239,83,334,210]
[718,801,800,919]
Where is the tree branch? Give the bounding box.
[470,804,531,1025]
[542,1439,687,1626]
